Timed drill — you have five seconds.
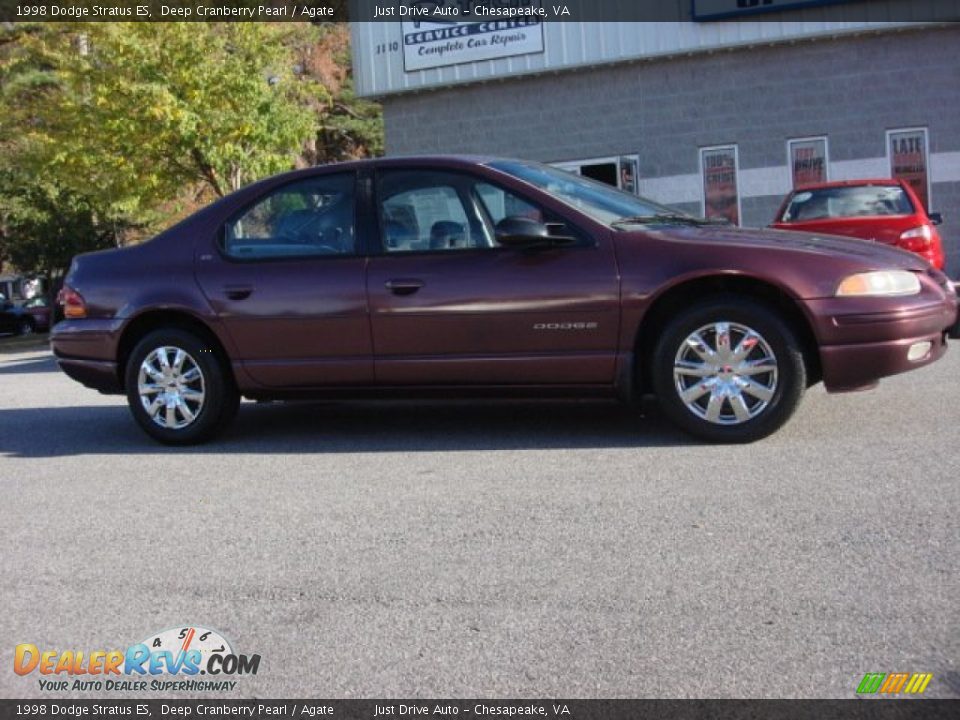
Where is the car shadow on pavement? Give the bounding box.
[0,355,60,374]
[0,398,699,458]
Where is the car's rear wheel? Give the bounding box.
[17,318,34,336]
[651,296,806,443]
[124,329,239,445]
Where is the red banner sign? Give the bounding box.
[789,138,827,188]
[702,147,739,225]
[889,129,929,211]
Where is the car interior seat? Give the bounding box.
[429,221,467,250]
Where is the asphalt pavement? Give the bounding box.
[0,341,957,698]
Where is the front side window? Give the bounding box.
[780,185,913,222]
[224,174,355,259]
[380,178,486,252]
[378,170,583,254]
[475,182,543,225]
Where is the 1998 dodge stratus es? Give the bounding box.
[51,157,959,444]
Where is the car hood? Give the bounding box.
[630,224,928,271]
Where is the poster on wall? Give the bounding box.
[889,128,930,211]
[789,138,828,188]
[402,13,545,72]
[701,146,740,225]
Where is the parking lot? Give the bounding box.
[1,340,957,699]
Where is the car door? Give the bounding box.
[366,168,621,386]
[195,171,373,388]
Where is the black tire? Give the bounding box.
[651,295,806,443]
[17,318,34,336]
[124,328,239,445]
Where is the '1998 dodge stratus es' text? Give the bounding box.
[51,157,959,444]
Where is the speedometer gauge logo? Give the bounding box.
[140,626,234,674]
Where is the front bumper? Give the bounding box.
[820,331,948,392]
[807,288,957,392]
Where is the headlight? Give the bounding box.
[836,271,921,297]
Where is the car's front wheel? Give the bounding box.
[651,296,806,443]
[124,329,239,445]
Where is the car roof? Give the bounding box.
[291,154,506,173]
[792,178,902,191]
[233,155,513,190]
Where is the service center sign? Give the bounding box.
[402,17,545,72]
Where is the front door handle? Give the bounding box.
[223,285,254,301]
[385,279,424,296]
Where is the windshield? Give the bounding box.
[781,185,914,222]
[489,160,690,226]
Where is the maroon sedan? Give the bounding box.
[51,157,959,444]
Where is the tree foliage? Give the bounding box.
[0,169,114,281]
[0,21,382,282]
[6,22,326,205]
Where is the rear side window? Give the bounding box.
[224,174,355,259]
[781,185,913,222]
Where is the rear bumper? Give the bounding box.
[57,357,122,394]
[51,318,124,394]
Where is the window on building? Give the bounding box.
[888,128,931,211]
[700,145,740,226]
[788,137,829,188]
[550,155,640,194]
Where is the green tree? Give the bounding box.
[6,22,325,208]
[0,21,381,286]
[0,169,114,285]
[302,25,383,163]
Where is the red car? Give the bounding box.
[771,178,945,270]
[51,157,959,445]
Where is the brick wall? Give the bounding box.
[382,26,960,276]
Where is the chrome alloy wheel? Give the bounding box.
[137,346,206,429]
[672,322,778,426]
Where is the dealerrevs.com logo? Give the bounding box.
[14,626,260,693]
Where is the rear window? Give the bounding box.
[780,185,913,222]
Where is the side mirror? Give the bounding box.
[494,217,574,249]
[929,212,943,226]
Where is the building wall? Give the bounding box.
[353,7,956,98]
[382,26,960,275]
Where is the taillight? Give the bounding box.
[898,225,933,253]
[59,286,87,319]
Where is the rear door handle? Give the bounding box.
[223,285,254,300]
[385,279,424,296]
